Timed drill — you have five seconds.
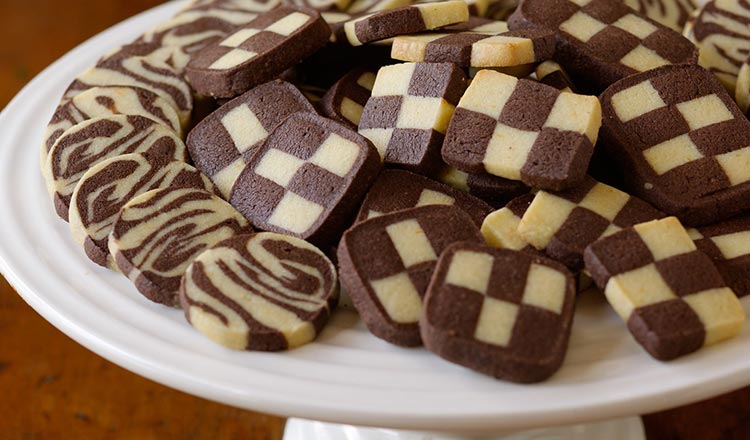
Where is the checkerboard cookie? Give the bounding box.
[337,205,483,346]
[180,232,339,351]
[508,0,698,93]
[320,68,376,129]
[68,153,214,269]
[421,241,576,382]
[485,0,517,20]
[187,80,316,197]
[441,16,509,33]
[435,165,529,208]
[623,0,697,32]
[185,6,330,98]
[359,62,467,175]
[229,112,381,247]
[535,60,575,92]
[343,1,469,46]
[584,217,745,360]
[110,187,253,306]
[691,215,750,298]
[481,193,538,253]
[43,115,188,222]
[442,69,601,191]
[518,177,664,271]
[356,169,493,226]
[599,64,750,225]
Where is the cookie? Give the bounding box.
[441,16,509,33]
[623,0,697,32]
[180,0,282,14]
[180,232,339,351]
[421,242,575,382]
[285,0,352,11]
[187,79,316,197]
[435,165,529,208]
[356,169,493,226]
[599,64,750,226]
[390,29,555,67]
[68,153,215,269]
[518,177,664,271]
[185,6,331,98]
[43,115,188,221]
[535,60,575,92]
[343,1,470,46]
[109,187,253,306]
[481,193,537,253]
[358,62,467,175]
[229,112,381,248]
[485,0,517,20]
[442,69,601,191]
[346,0,411,14]
[508,0,698,93]
[319,69,376,129]
[691,215,750,298]
[583,217,745,360]
[735,57,750,116]
[337,205,483,346]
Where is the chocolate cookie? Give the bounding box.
[623,0,697,32]
[319,68,376,129]
[442,69,601,191]
[535,60,575,92]
[435,165,529,208]
[180,232,339,350]
[337,205,483,346]
[691,215,750,298]
[68,153,215,269]
[185,6,331,98]
[584,217,745,360]
[421,241,576,382]
[229,112,381,248]
[110,187,253,306]
[481,194,538,253]
[187,80,316,197]
[356,169,493,226]
[43,115,188,221]
[599,64,750,225]
[358,62,467,176]
[508,0,698,93]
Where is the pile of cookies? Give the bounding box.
[41,0,749,383]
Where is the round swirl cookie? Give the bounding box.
[180,232,339,351]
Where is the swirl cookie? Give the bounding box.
[435,165,529,208]
[691,215,750,298]
[623,0,697,32]
[320,69,376,129]
[337,205,483,346]
[68,153,215,269]
[185,6,331,98]
[421,242,575,382]
[229,112,381,248]
[187,80,316,197]
[180,232,339,351]
[110,187,253,306]
[43,115,188,221]
[584,217,745,360]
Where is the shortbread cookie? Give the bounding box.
[187,80,316,197]
[69,153,214,269]
[584,217,745,360]
[421,242,575,382]
[481,194,538,253]
[337,205,483,346]
[624,0,697,32]
[535,60,575,92]
[435,165,528,208]
[356,169,493,226]
[343,1,470,46]
[44,115,188,221]
[180,232,339,351]
[691,215,750,298]
[508,0,698,93]
[359,62,466,175]
[185,6,331,98]
[229,112,381,247]
[110,187,253,306]
[518,177,664,271]
[320,69,376,129]
[442,69,601,191]
[599,64,750,225]
[390,29,555,67]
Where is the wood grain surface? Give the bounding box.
[0,1,747,439]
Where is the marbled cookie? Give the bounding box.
[230,112,381,248]
[320,69,376,129]
[442,70,601,191]
[109,187,253,306]
[337,205,483,346]
[535,60,575,92]
[623,0,697,32]
[180,232,339,351]
[69,153,215,269]
[181,0,282,13]
[691,215,750,298]
[435,165,528,208]
[343,1,470,46]
[359,62,467,175]
[356,169,493,226]
[185,6,330,98]
[44,115,188,221]
[584,217,745,360]
[187,80,316,197]
[422,242,575,382]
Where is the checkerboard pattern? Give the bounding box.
[481,194,537,253]
[535,60,575,92]
[442,69,600,190]
[691,215,750,297]
[321,69,376,129]
[584,217,745,360]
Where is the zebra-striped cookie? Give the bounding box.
[180,232,339,351]
[623,0,697,32]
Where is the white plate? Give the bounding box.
[0,0,748,434]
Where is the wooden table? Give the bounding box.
[0,1,746,438]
